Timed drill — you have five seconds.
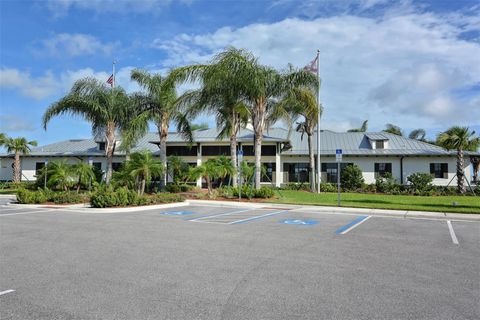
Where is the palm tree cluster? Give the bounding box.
[35,160,95,192]
[0,133,37,183]
[189,155,236,195]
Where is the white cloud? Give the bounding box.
[0,115,36,132]
[0,68,58,99]
[38,33,117,57]
[152,10,480,130]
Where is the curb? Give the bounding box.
[187,199,480,222]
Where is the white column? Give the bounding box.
[196,144,202,188]
[275,143,282,187]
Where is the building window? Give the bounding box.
[167,146,197,156]
[35,162,45,175]
[93,162,102,171]
[374,163,392,178]
[430,163,448,179]
[261,163,276,182]
[98,142,106,151]
[321,163,353,183]
[376,140,385,149]
[201,145,230,156]
[283,163,309,182]
[112,162,122,171]
[242,145,276,156]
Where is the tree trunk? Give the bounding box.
[253,98,266,190]
[157,120,168,191]
[307,132,315,192]
[206,177,212,196]
[13,152,21,183]
[105,122,116,185]
[230,110,238,187]
[457,148,465,194]
[141,178,146,196]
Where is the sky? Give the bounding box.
[0,0,479,146]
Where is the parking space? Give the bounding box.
[0,203,479,319]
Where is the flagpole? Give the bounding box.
[316,49,321,193]
[112,60,116,89]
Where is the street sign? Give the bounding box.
[336,149,342,162]
[237,149,243,162]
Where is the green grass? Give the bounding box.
[0,189,18,195]
[268,190,480,214]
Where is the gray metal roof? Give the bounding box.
[1,128,477,157]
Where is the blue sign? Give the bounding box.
[162,211,195,216]
[336,149,342,154]
[238,150,243,156]
[279,219,319,225]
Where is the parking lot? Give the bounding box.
[1,202,479,319]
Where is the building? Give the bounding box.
[0,128,477,187]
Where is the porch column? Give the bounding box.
[196,143,202,188]
[275,142,282,187]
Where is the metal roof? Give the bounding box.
[1,128,477,157]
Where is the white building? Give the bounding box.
[0,128,477,187]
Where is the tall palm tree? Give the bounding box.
[43,78,133,184]
[383,123,403,136]
[437,126,480,194]
[127,151,164,195]
[130,69,193,191]
[347,120,368,132]
[278,86,321,192]
[173,49,250,188]
[408,129,427,141]
[3,136,37,183]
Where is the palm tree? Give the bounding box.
[189,158,220,196]
[347,120,368,132]
[127,151,164,195]
[130,69,193,191]
[173,49,250,188]
[408,129,427,141]
[215,155,236,187]
[72,162,95,192]
[279,86,321,192]
[0,133,6,146]
[47,160,74,191]
[437,126,480,194]
[167,155,190,184]
[43,78,133,184]
[383,123,403,136]
[3,136,37,183]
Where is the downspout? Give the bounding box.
[400,156,404,184]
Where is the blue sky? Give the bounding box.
[1,0,479,146]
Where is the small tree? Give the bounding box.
[341,164,364,190]
[215,156,236,187]
[407,173,433,193]
[167,156,191,184]
[72,162,95,192]
[3,136,38,183]
[189,159,221,196]
[47,160,74,191]
[127,151,164,195]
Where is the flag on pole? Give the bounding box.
[106,74,114,86]
[304,55,318,73]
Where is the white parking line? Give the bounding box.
[229,210,289,224]
[0,209,56,217]
[446,220,459,245]
[189,208,255,222]
[0,289,15,296]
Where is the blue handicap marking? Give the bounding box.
[280,219,319,225]
[161,211,195,216]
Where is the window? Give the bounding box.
[374,163,392,178]
[35,162,45,175]
[242,145,276,156]
[283,163,309,182]
[201,145,230,156]
[321,163,353,183]
[261,163,276,182]
[430,163,448,179]
[112,162,123,171]
[376,140,385,149]
[93,162,102,171]
[98,142,106,151]
[167,146,197,156]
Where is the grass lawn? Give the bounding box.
[0,189,17,195]
[269,190,480,214]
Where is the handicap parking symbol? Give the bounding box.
[280,219,319,225]
[161,211,195,215]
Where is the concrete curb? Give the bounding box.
[187,199,480,222]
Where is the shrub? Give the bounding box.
[90,186,118,208]
[341,164,364,191]
[150,193,185,204]
[49,191,86,204]
[165,183,181,193]
[320,182,337,193]
[362,183,377,193]
[16,189,47,204]
[254,186,274,198]
[281,182,309,191]
[375,173,400,194]
[407,173,433,194]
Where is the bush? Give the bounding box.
[281,182,309,191]
[375,173,401,194]
[165,183,180,193]
[341,164,364,191]
[49,191,86,204]
[90,187,118,208]
[362,183,377,193]
[16,189,47,204]
[320,182,337,193]
[254,186,274,198]
[149,193,185,204]
[407,173,433,194]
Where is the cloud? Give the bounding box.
[152,9,480,130]
[0,115,36,132]
[46,0,194,17]
[0,68,58,99]
[37,33,117,57]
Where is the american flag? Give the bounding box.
[304,54,318,74]
[106,74,114,86]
